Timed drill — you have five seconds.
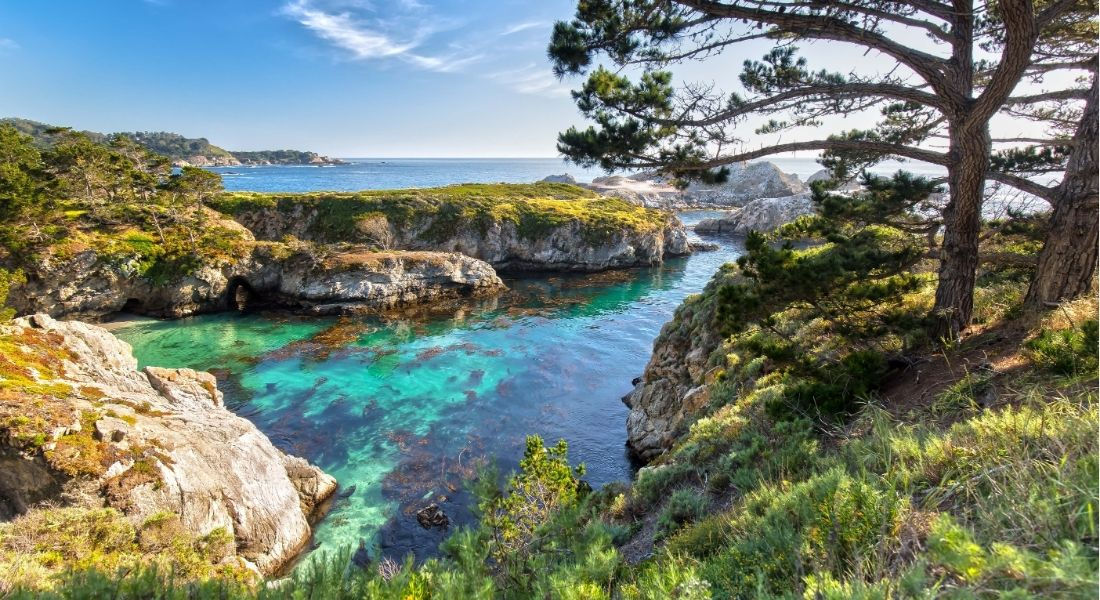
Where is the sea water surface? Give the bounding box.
[209,156,949,193]
[112,208,742,561]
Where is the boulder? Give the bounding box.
[693,194,816,236]
[0,315,337,574]
[539,174,577,184]
[806,168,862,192]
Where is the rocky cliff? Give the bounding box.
[215,185,691,273]
[9,243,503,321]
[622,268,736,460]
[0,314,337,574]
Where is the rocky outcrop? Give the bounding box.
[539,174,578,184]
[693,194,816,236]
[227,204,690,273]
[806,169,862,192]
[582,162,807,209]
[623,269,736,460]
[0,314,337,574]
[9,244,504,321]
[271,250,504,315]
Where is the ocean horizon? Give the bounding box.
[209,156,948,194]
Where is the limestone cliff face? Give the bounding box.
[8,244,504,321]
[0,314,337,574]
[623,268,736,461]
[227,204,690,273]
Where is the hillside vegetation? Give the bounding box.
[0,118,340,166]
[210,183,670,245]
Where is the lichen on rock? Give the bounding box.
[0,314,337,575]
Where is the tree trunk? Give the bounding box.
[1024,77,1099,308]
[931,122,991,340]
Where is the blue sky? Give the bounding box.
[0,1,1056,158]
[0,0,588,156]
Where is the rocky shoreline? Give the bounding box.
[543,161,811,209]
[9,184,692,322]
[0,314,337,575]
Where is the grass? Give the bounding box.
[209,183,673,246]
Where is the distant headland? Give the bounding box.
[0,117,346,167]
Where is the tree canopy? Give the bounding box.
[549,0,1098,337]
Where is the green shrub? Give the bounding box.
[699,469,906,598]
[655,489,709,540]
[1027,319,1099,376]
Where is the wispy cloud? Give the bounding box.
[282,0,478,73]
[500,21,545,36]
[487,63,570,98]
[0,38,19,54]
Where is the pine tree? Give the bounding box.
[548,0,1097,338]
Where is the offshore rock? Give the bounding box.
[0,315,337,574]
[693,194,816,236]
[583,162,807,209]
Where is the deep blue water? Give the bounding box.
[209,156,950,194]
[209,158,602,193]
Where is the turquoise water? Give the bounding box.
[112,211,742,560]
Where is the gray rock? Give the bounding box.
[1,314,338,574]
[9,244,505,321]
[585,161,806,209]
[694,194,816,236]
[229,205,690,274]
[806,168,862,192]
[539,174,577,184]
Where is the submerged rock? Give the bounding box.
[415,504,449,529]
[0,314,337,574]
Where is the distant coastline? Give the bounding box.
[0,117,346,168]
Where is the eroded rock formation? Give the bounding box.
[0,314,337,574]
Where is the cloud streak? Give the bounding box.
[487,63,571,98]
[0,38,19,53]
[282,0,477,73]
[500,21,545,36]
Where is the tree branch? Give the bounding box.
[674,0,951,96]
[1006,88,1092,104]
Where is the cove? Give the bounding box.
[111,211,741,562]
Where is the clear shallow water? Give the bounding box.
[112,211,741,561]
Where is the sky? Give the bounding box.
[0,1,1063,158]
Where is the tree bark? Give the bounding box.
[932,121,991,339]
[1024,76,1099,308]
[930,0,985,341]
